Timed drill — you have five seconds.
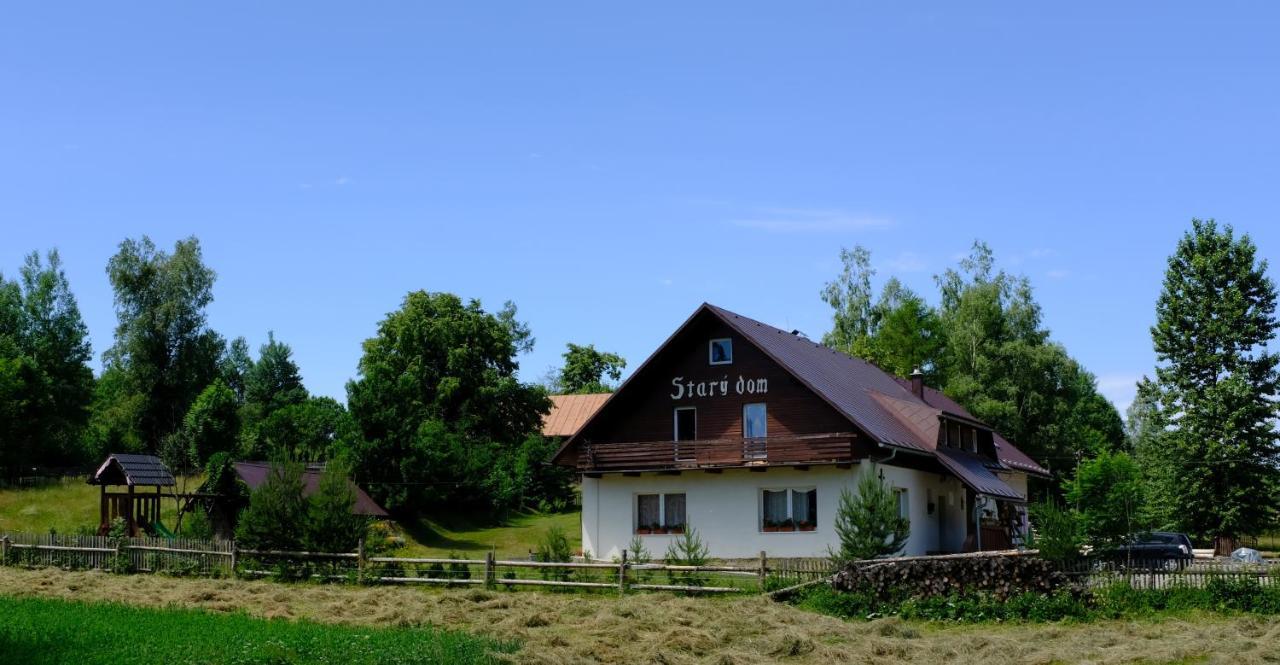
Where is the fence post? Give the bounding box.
[1,535,8,566]
[618,549,628,596]
[356,538,366,584]
[230,539,238,577]
[485,551,495,588]
[758,551,767,591]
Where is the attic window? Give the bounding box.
[709,338,733,365]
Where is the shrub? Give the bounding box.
[830,471,909,563]
[535,526,572,582]
[663,527,709,588]
[1027,500,1083,565]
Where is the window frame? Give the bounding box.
[759,486,818,533]
[709,338,733,365]
[895,488,910,520]
[635,492,687,535]
[673,406,697,441]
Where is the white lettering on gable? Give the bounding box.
[670,375,768,400]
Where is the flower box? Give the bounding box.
[797,523,816,532]
[635,527,652,535]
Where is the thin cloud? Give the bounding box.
[883,251,927,273]
[730,208,893,233]
[335,176,353,186]
[1046,269,1071,280]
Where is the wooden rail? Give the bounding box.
[579,433,858,472]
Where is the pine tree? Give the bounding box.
[830,470,909,562]
[234,458,306,551]
[1148,219,1280,551]
[303,461,367,553]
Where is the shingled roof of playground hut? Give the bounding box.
[87,453,176,487]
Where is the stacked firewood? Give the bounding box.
[831,551,1076,600]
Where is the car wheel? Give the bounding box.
[1162,558,1180,572]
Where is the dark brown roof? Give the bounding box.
[87,454,176,487]
[543,394,611,437]
[708,304,1050,478]
[559,303,1050,499]
[233,462,389,517]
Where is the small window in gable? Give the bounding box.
[709,338,733,365]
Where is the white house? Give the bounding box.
[551,303,1050,560]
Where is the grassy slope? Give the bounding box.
[3,566,1277,665]
[0,481,581,558]
[0,478,186,534]
[0,594,512,665]
[393,510,581,559]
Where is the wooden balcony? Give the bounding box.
[578,433,859,474]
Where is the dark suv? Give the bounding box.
[1098,532,1193,570]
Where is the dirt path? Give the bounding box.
[1,567,1276,664]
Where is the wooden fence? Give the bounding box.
[1060,557,1280,589]
[0,532,828,594]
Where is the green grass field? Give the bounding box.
[0,594,513,664]
[393,510,581,559]
[0,477,186,535]
[0,479,582,558]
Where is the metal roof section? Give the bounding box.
[934,447,1028,502]
[542,393,611,437]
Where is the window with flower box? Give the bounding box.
[760,488,817,532]
[635,493,686,534]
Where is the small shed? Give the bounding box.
[87,453,176,536]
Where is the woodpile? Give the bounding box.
[831,550,1077,601]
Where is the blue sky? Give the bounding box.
[3,3,1278,413]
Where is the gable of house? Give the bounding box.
[555,303,1048,495]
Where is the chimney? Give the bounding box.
[909,368,925,399]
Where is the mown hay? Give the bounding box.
[0,567,1275,664]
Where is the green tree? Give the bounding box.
[1027,500,1083,565]
[0,250,94,476]
[830,471,910,562]
[821,247,945,380]
[243,332,307,414]
[1063,450,1145,548]
[1146,220,1280,549]
[180,379,240,464]
[237,332,309,457]
[220,336,253,402]
[252,396,361,462]
[819,243,1125,496]
[101,236,225,452]
[934,243,1124,486]
[346,292,552,514]
[821,246,876,357]
[303,461,367,553]
[556,343,626,394]
[234,458,307,551]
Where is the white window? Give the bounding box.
[709,338,733,365]
[743,403,767,439]
[896,488,909,520]
[636,493,686,533]
[760,488,817,531]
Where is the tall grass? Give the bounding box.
[0,594,514,664]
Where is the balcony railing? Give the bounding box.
[578,432,859,473]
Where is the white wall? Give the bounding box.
[581,462,972,559]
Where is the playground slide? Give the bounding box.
[151,520,176,539]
